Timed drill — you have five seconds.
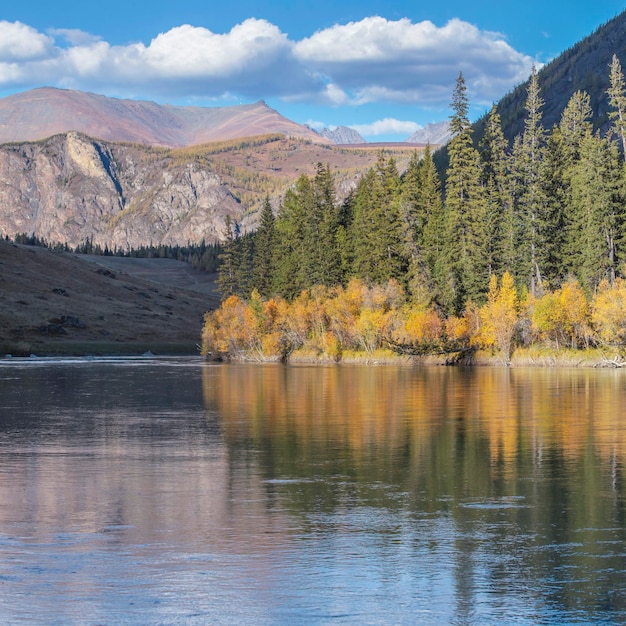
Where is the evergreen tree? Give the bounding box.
[568,131,625,292]
[350,152,406,284]
[511,66,546,296]
[252,196,276,298]
[480,105,513,277]
[608,54,626,154]
[441,72,488,312]
[538,126,568,287]
[312,163,342,286]
[271,175,312,299]
[235,231,255,298]
[400,148,441,304]
[217,215,240,299]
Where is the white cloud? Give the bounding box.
[0,17,536,107]
[350,118,422,137]
[0,21,53,62]
[295,17,536,105]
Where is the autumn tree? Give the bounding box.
[476,272,519,364]
[591,278,626,347]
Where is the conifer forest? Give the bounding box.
[204,57,626,363]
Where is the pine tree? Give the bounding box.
[312,163,342,286]
[511,66,546,296]
[441,72,488,312]
[568,132,625,292]
[271,176,312,299]
[252,196,276,298]
[350,153,405,284]
[480,105,513,278]
[217,215,240,299]
[608,54,626,154]
[235,232,254,298]
[538,126,568,287]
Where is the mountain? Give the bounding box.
[483,10,626,142]
[405,121,451,146]
[314,126,365,144]
[0,131,420,250]
[0,87,325,147]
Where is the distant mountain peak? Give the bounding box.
[0,88,325,147]
[309,125,365,144]
[406,121,451,145]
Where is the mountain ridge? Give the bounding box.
[0,87,326,147]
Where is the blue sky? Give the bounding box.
[1,1,624,140]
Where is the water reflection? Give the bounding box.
[204,364,626,622]
[0,359,624,623]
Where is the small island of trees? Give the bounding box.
[203,57,626,365]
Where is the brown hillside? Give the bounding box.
[0,240,218,356]
[0,88,324,147]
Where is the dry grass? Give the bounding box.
[0,240,219,356]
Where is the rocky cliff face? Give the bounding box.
[0,132,242,250]
[406,121,451,145]
[315,126,365,144]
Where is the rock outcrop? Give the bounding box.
[0,132,241,250]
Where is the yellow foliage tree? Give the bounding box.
[476,272,519,364]
[531,279,591,349]
[591,278,626,348]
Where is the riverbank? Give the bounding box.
[210,346,624,368]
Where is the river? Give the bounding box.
[0,357,625,624]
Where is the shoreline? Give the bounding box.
[203,347,626,368]
[1,340,201,358]
[3,340,623,368]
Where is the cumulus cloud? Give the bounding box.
[0,21,53,62]
[0,16,536,107]
[295,17,536,105]
[350,118,422,137]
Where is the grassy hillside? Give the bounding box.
[0,240,219,356]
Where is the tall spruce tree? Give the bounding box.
[608,54,626,154]
[480,105,513,278]
[441,72,488,312]
[271,175,312,299]
[400,150,435,303]
[252,196,276,298]
[511,66,546,296]
[312,163,343,286]
[217,215,240,299]
[350,152,405,284]
[568,131,625,292]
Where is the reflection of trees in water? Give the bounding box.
[204,363,626,620]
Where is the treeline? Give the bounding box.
[6,233,222,273]
[208,54,626,361]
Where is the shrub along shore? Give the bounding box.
[201,276,626,368]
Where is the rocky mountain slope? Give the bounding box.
[0,87,324,147]
[0,132,420,250]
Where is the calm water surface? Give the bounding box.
[0,358,625,624]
